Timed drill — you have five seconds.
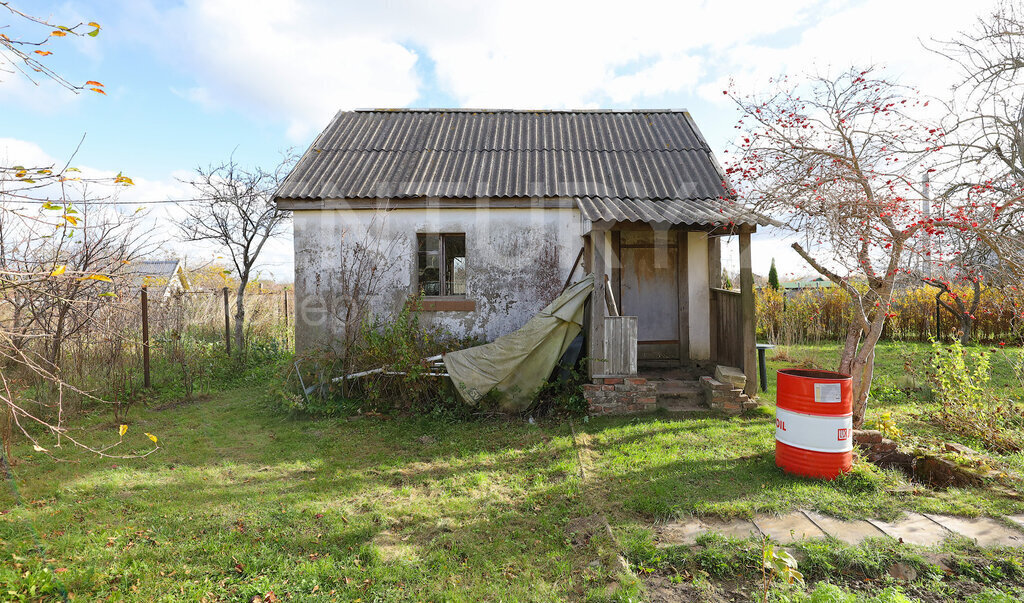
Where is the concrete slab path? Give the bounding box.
[925,514,1024,548]
[655,510,1024,549]
[802,510,887,545]
[753,512,827,543]
[868,513,952,547]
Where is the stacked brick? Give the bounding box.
[584,377,658,415]
[699,375,755,415]
[852,430,899,461]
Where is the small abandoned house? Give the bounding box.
[275,109,767,412]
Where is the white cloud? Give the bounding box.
[605,55,704,104]
[170,86,221,111]
[0,137,56,168]
[127,0,987,138]
[700,0,984,107]
[123,0,421,142]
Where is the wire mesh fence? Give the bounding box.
[3,284,294,421]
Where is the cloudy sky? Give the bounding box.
[0,0,990,282]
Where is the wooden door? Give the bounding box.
[620,235,679,361]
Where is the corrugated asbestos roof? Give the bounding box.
[575,196,768,226]
[276,109,763,225]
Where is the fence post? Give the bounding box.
[223,286,231,356]
[141,286,151,388]
[283,289,290,349]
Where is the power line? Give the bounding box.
[0,194,279,206]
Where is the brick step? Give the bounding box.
[700,375,759,415]
[655,399,712,413]
[653,379,707,412]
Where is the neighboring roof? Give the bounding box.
[276,109,764,226]
[123,260,185,296]
[781,279,834,290]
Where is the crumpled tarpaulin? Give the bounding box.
[444,274,595,412]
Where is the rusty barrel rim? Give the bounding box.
[777,368,851,382]
[776,368,853,416]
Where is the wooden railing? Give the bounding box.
[709,287,744,369]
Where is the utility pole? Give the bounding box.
[223,287,231,356]
[141,286,151,388]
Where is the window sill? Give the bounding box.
[415,297,476,312]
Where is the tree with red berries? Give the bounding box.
[931,2,1024,339]
[724,68,947,427]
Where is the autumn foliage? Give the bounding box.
[757,285,1024,345]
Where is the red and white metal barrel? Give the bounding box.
[775,368,853,479]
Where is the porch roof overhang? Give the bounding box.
[575,195,772,228]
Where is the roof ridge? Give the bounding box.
[308,147,713,152]
[352,108,691,114]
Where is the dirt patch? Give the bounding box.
[644,575,747,602]
[566,514,611,549]
[372,529,418,563]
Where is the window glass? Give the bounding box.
[444,234,466,295]
[417,234,441,296]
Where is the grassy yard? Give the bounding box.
[2,341,1024,601]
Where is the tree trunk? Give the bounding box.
[959,316,973,346]
[849,315,885,428]
[234,279,247,357]
[47,302,70,369]
[838,320,862,376]
[849,345,875,428]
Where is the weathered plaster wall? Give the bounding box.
[687,231,711,360]
[291,205,586,352]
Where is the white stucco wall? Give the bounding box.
[687,231,711,360]
[291,204,586,352]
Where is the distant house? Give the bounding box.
[123,260,187,300]
[780,278,834,298]
[275,109,767,393]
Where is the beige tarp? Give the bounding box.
[444,274,594,412]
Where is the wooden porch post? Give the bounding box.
[707,235,721,363]
[676,229,690,362]
[589,229,608,377]
[611,230,622,313]
[739,226,757,397]
[708,236,722,288]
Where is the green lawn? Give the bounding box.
[3,341,1024,601]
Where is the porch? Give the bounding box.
[582,220,759,414]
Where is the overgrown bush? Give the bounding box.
[530,358,590,417]
[273,303,588,419]
[930,339,1024,453]
[275,302,477,418]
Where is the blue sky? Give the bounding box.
[0,0,987,282]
